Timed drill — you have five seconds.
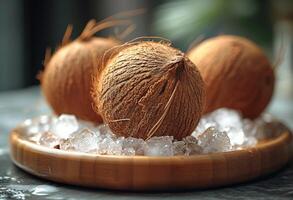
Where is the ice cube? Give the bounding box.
[68,129,99,153]
[27,132,42,143]
[59,139,74,151]
[122,147,136,156]
[22,115,54,136]
[24,116,55,142]
[184,135,198,144]
[78,119,97,130]
[197,127,231,153]
[242,119,258,137]
[209,108,243,129]
[243,136,258,147]
[144,136,174,156]
[97,137,123,155]
[97,137,113,154]
[259,114,287,138]
[97,124,116,138]
[23,107,271,155]
[39,132,60,148]
[172,141,186,155]
[51,114,78,138]
[111,137,124,155]
[123,137,146,155]
[197,108,246,147]
[226,127,246,146]
[22,118,33,128]
[193,108,242,137]
[183,136,203,155]
[40,115,55,131]
[193,119,217,137]
[243,114,286,140]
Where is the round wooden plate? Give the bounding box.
[10,128,292,191]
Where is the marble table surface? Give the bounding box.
[0,86,292,200]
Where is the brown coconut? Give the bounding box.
[41,20,122,122]
[92,41,205,140]
[187,35,275,119]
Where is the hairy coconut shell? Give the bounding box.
[187,35,275,119]
[41,37,120,122]
[92,41,205,140]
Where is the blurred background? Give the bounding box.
[0,0,292,95]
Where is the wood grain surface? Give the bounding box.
[9,128,292,191]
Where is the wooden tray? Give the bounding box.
[10,128,292,191]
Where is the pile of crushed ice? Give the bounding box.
[19,108,286,156]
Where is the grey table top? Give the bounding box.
[0,86,293,200]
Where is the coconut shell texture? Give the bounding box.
[41,37,120,122]
[92,41,205,140]
[188,35,275,119]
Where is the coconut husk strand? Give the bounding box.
[187,35,275,119]
[92,40,205,140]
[41,19,132,122]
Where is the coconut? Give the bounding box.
[41,20,125,122]
[187,35,275,119]
[92,41,205,140]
